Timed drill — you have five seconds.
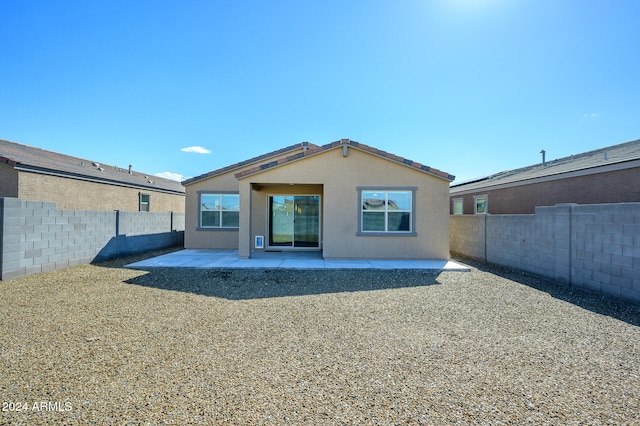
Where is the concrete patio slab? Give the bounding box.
[125,249,470,271]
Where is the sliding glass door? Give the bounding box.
[293,195,320,247]
[268,195,320,248]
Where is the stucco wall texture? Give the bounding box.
[18,172,185,212]
[185,145,451,260]
[0,164,184,213]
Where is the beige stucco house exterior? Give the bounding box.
[0,139,185,212]
[183,139,454,260]
[450,138,640,215]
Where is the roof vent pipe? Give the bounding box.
[540,150,546,166]
[128,164,133,174]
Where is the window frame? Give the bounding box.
[452,198,463,215]
[356,186,417,237]
[474,194,488,215]
[139,193,150,212]
[197,191,240,230]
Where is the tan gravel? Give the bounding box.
[1,250,639,425]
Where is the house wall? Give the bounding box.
[0,163,19,198]
[249,184,324,249]
[451,167,640,214]
[0,197,185,280]
[184,172,240,249]
[238,148,450,259]
[183,148,307,250]
[16,171,184,212]
[450,203,640,303]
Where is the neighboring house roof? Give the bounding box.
[0,139,185,195]
[233,139,455,182]
[450,138,640,194]
[182,142,318,186]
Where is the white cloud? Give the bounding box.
[154,171,185,182]
[583,113,599,118]
[181,146,212,154]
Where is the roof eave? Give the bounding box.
[450,158,640,195]
[182,142,316,186]
[0,155,18,167]
[15,164,185,195]
[234,140,455,182]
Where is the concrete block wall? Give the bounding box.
[450,203,640,303]
[118,211,178,236]
[114,211,184,258]
[1,198,185,280]
[571,203,640,300]
[449,214,486,260]
[172,211,185,233]
[486,214,539,275]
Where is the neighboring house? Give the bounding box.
[450,139,640,215]
[0,139,185,212]
[183,139,454,260]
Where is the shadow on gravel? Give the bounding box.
[454,256,640,327]
[94,247,183,268]
[122,268,442,300]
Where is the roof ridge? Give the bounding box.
[533,138,640,171]
[0,138,176,182]
[1,139,103,168]
[233,139,454,181]
[451,138,640,190]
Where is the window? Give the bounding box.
[474,195,488,214]
[452,198,463,215]
[200,193,240,228]
[358,188,415,234]
[139,193,150,212]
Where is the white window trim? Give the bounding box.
[474,194,488,215]
[197,191,240,231]
[452,198,463,215]
[356,186,417,236]
[139,192,150,212]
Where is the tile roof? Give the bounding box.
[451,138,640,193]
[233,139,455,181]
[0,139,185,194]
[182,142,318,186]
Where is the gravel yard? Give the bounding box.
[1,250,639,425]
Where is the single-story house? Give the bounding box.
[450,138,640,215]
[183,139,455,259]
[0,139,185,212]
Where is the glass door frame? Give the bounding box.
[266,193,322,250]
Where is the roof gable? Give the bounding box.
[451,138,640,193]
[0,139,184,194]
[234,139,454,182]
[182,142,317,186]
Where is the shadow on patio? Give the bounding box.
[122,267,442,300]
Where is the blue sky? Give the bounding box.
[1,0,638,184]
